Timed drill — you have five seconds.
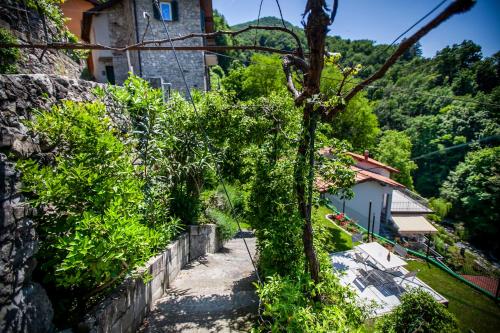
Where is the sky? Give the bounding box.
[212,0,500,58]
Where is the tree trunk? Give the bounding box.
[295,103,320,285]
[294,0,330,288]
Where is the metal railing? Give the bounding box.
[326,202,500,300]
[391,201,432,212]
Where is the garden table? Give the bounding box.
[356,242,407,271]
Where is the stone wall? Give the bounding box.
[107,0,140,85]
[0,0,84,79]
[189,224,223,260]
[0,74,124,333]
[133,0,207,92]
[79,225,221,333]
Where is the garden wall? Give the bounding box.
[0,74,125,333]
[78,224,222,333]
[0,0,85,79]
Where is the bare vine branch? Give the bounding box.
[323,0,476,120]
[0,24,306,58]
[0,42,298,55]
[283,56,301,99]
[283,54,310,101]
[135,25,304,55]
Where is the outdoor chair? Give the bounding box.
[392,270,419,294]
[357,268,393,288]
[394,244,408,258]
[354,252,371,270]
[400,270,418,282]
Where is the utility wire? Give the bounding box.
[379,0,448,55]
[274,0,288,29]
[205,50,500,109]
[152,0,262,286]
[411,135,500,161]
[254,0,265,46]
[344,0,448,71]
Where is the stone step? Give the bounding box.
[154,291,257,317]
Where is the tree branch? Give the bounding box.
[335,0,475,115]
[283,56,301,99]
[0,24,305,56]
[336,67,354,96]
[282,54,310,102]
[0,42,298,55]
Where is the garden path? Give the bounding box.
[139,232,258,332]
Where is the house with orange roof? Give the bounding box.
[318,148,436,238]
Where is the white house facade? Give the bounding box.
[318,149,437,238]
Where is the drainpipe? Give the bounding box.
[367,201,372,242]
[132,0,143,77]
[371,214,375,240]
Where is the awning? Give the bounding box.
[392,215,438,235]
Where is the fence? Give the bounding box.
[325,203,500,301]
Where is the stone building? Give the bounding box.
[81,0,215,92]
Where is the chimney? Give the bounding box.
[364,150,369,160]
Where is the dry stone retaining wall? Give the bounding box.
[79,225,222,333]
[0,0,84,80]
[0,73,221,333]
[0,74,124,333]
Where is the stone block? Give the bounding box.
[120,307,134,333]
[150,274,163,302]
[111,320,122,333]
[133,280,146,322]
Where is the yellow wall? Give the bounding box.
[61,0,94,38]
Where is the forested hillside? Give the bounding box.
[213,12,500,254]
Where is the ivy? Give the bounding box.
[0,28,20,74]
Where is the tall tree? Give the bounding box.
[375,130,417,189]
[281,0,475,290]
[441,147,500,254]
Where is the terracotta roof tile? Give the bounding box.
[347,152,400,174]
[316,166,404,193]
[352,166,404,188]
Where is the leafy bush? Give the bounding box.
[19,101,178,293]
[107,76,213,224]
[255,269,365,333]
[249,156,304,276]
[376,289,458,333]
[428,197,452,222]
[0,28,19,74]
[205,209,238,241]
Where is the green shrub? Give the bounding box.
[376,289,459,333]
[18,101,178,292]
[255,270,365,332]
[205,209,238,241]
[429,198,452,222]
[0,28,20,74]
[249,156,304,276]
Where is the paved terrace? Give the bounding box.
[330,250,447,317]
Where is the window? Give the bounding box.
[159,2,172,21]
[153,1,178,21]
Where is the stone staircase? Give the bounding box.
[139,235,258,333]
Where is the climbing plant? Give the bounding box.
[0,28,19,74]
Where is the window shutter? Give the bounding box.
[152,1,161,20]
[172,1,179,21]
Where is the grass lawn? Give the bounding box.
[313,205,353,252]
[407,259,500,333]
[237,220,252,230]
